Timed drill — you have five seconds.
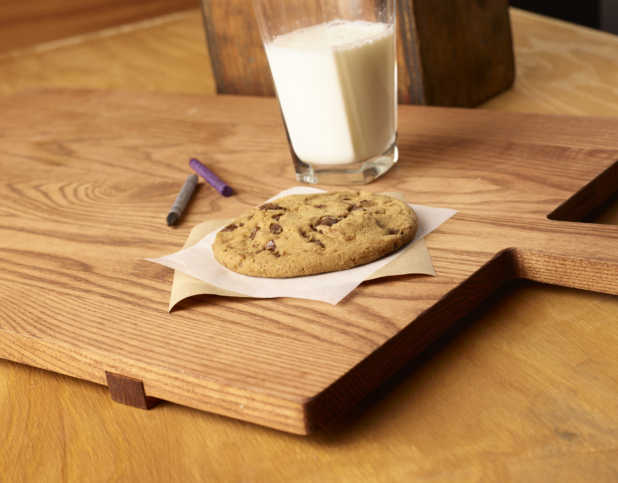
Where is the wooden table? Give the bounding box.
[1,8,618,482]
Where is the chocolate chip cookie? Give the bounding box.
[212,191,418,278]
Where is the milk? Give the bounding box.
[265,21,396,166]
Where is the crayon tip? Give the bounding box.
[166,212,179,226]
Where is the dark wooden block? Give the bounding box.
[398,0,515,106]
[106,372,160,410]
[199,0,514,107]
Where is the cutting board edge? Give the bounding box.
[0,330,313,434]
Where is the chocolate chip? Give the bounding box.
[310,239,325,248]
[270,223,282,235]
[298,228,307,238]
[273,253,281,258]
[387,228,400,235]
[249,227,259,239]
[313,204,326,208]
[359,200,374,207]
[319,216,339,227]
[266,240,276,251]
[221,224,238,232]
[272,214,282,221]
[255,249,264,254]
[239,223,244,226]
[259,203,285,211]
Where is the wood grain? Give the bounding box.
[2,280,618,481]
[399,0,514,106]
[0,11,216,97]
[1,88,617,434]
[200,0,274,97]
[2,8,618,481]
[481,9,618,116]
[2,7,616,113]
[201,0,514,107]
[0,0,199,53]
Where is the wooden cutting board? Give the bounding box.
[1,88,617,435]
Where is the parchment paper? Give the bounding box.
[144,188,457,307]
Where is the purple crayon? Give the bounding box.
[189,158,233,197]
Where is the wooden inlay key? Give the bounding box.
[106,372,160,410]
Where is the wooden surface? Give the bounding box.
[482,10,618,116]
[2,281,618,481]
[1,7,618,482]
[0,11,216,97]
[2,87,618,435]
[0,0,199,53]
[201,0,514,106]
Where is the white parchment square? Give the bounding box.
[145,187,456,305]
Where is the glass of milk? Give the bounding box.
[253,0,397,185]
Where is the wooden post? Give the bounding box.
[199,0,514,107]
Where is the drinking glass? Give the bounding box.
[252,0,397,185]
